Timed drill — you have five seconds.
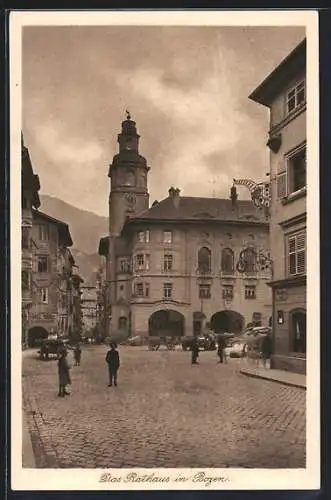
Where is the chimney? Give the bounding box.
[168,186,181,208]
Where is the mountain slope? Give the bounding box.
[39,195,108,284]
[40,195,108,254]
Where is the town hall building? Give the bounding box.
[98,114,272,340]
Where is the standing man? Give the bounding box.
[217,334,226,363]
[106,343,120,386]
[260,332,273,369]
[191,337,199,365]
[73,344,82,366]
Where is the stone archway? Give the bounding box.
[148,310,185,338]
[210,310,244,334]
[28,326,49,347]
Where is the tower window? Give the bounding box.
[163,231,173,244]
[163,283,173,298]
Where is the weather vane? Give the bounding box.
[125,109,131,120]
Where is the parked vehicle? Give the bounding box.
[224,337,246,358]
[127,335,144,346]
[38,338,72,360]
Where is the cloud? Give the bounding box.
[22,25,305,215]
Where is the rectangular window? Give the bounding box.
[145,230,150,243]
[222,285,233,300]
[199,284,211,299]
[145,254,150,271]
[163,230,173,244]
[39,225,49,241]
[145,283,150,298]
[40,287,48,304]
[120,258,131,273]
[164,254,173,272]
[37,255,49,273]
[22,227,30,249]
[135,282,144,296]
[137,231,145,243]
[245,285,256,299]
[135,254,144,270]
[287,80,305,114]
[288,146,306,194]
[288,230,306,276]
[22,270,30,290]
[163,283,173,298]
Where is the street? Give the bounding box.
[23,345,306,468]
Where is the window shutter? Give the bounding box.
[276,160,287,199]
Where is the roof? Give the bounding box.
[22,140,41,209]
[125,196,268,226]
[249,38,306,107]
[32,209,73,247]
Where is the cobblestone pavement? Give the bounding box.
[22,345,306,468]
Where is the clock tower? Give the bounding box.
[108,111,150,236]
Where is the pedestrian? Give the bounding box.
[217,334,226,363]
[260,332,273,369]
[58,349,71,397]
[73,344,82,366]
[106,343,120,386]
[191,337,199,364]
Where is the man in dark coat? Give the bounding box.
[217,334,226,363]
[73,344,82,366]
[191,337,199,364]
[106,343,120,386]
[58,350,71,397]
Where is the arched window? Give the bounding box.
[198,247,211,274]
[290,309,306,354]
[118,316,127,330]
[221,248,234,274]
[243,247,257,273]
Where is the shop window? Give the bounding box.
[199,284,211,299]
[245,285,256,299]
[290,309,306,354]
[198,247,211,274]
[163,283,173,298]
[287,230,306,276]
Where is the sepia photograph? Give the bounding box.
[11,10,319,491]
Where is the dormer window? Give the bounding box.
[287,81,305,114]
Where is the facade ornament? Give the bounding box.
[236,247,274,277]
[233,178,270,209]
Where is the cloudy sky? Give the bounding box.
[22,25,305,216]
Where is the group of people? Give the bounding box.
[57,342,121,397]
[191,332,273,368]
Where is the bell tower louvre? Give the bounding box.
[108,111,150,236]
